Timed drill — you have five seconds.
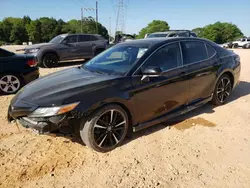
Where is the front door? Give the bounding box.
[131,42,190,124]
[59,35,79,61]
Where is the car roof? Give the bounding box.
[58,33,101,37]
[116,37,214,48]
[150,30,191,34]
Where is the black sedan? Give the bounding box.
[0,48,39,94]
[8,38,240,152]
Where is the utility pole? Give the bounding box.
[115,0,125,35]
[96,1,98,34]
[81,7,83,33]
[109,17,111,42]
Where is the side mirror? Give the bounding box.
[142,67,162,75]
[141,67,162,82]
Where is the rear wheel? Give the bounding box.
[211,74,232,105]
[42,53,58,68]
[0,74,23,94]
[80,104,129,152]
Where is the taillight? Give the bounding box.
[27,59,38,67]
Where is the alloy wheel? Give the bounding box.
[216,77,231,103]
[93,109,127,149]
[0,75,21,93]
[43,54,58,68]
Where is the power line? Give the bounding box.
[70,0,82,6]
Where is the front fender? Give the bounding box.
[64,81,135,123]
[37,49,60,63]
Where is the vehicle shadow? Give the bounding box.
[122,81,250,146]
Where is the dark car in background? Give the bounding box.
[8,37,240,152]
[0,48,39,94]
[24,34,109,68]
[145,30,198,38]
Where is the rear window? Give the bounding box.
[215,46,234,57]
[181,41,208,65]
[147,34,168,38]
[206,44,217,58]
[90,36,97,41]
[95,35,105,40]
[0,48,13,57]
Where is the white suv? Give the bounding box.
[232,38,250,48]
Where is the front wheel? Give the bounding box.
[80,104,129,152]
[42,53,58,68]
[211,74,232,105]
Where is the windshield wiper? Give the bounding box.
[82,66,105,74]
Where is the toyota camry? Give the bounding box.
[8,37,240,152]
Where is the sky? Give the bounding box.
[0,0,249,36]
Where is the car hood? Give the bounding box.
[25,43,53,50]
[13,67,120,106]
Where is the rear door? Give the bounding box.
[78,35,93,59]
[180,41,218,105]
[131,42,190,124]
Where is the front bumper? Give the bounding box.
[8,99,69,134]
[18,115,66,134]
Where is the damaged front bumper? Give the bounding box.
[17,115,67,134]
[8,99,73,134]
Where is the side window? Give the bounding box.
[90,36,97,41]
[206,44,216,58]
[79,35,90,42]
[64,36,77,43]
[142,43,182,72]
[247,38,250,42]
[181,41,208,65]
[178,32,189,37]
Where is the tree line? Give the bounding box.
[0,16,245,45]
[136,20,244,44]
[0,16,109,45]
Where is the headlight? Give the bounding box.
[29,48,40,53]
[29,102,80,118]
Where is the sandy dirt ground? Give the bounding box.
[0,47,250,188]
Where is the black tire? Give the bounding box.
[211,74,232,105]
[232,43,238,49]
[0,74,24,95]
[42,53,58,68]
[80,104,129,152]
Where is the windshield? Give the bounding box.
[147,33,168,38]
[236,38,244,42]
[49,35,66,43]
[82,45,148,75]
